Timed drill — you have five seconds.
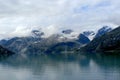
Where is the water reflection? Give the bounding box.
[0,53,120,80]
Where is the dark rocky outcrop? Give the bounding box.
[0,45,14,57]
[62,29,73,34]
[82,31,95,37]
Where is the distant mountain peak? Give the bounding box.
[31,29,44,38]
[82,31,95,36]
[77,34,90,44]
[99,26,112,31]
[62,29,73,34]
[95,26,112,38]
[82,31,95,41]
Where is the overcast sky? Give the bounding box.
[0,0,120,39]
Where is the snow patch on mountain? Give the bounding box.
[82,31,95,40]
[95,26,112,38]
[82,26,114,40]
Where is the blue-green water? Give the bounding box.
[0,53,120,80]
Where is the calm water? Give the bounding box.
[0,53,120,80]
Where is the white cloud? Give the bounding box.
[42,25,60,38]
[0,0,120,39]
[0,25,60,39]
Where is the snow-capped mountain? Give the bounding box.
[95,26,112,38]
[82,26,113,40]
[81,26,120,52]
[0,25,114,54]
[82,31,95,40]
[31,30,44,38]
[60,29,79,40]
[62,29,73,34]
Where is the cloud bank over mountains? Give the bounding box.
[0,0,120,39]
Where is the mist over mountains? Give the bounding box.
[0,25,114,54]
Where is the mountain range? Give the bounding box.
[80,26,120,53]
[0,25,114,55]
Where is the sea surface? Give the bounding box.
[0,53,120,80]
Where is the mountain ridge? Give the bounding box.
[80,26,120,53]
